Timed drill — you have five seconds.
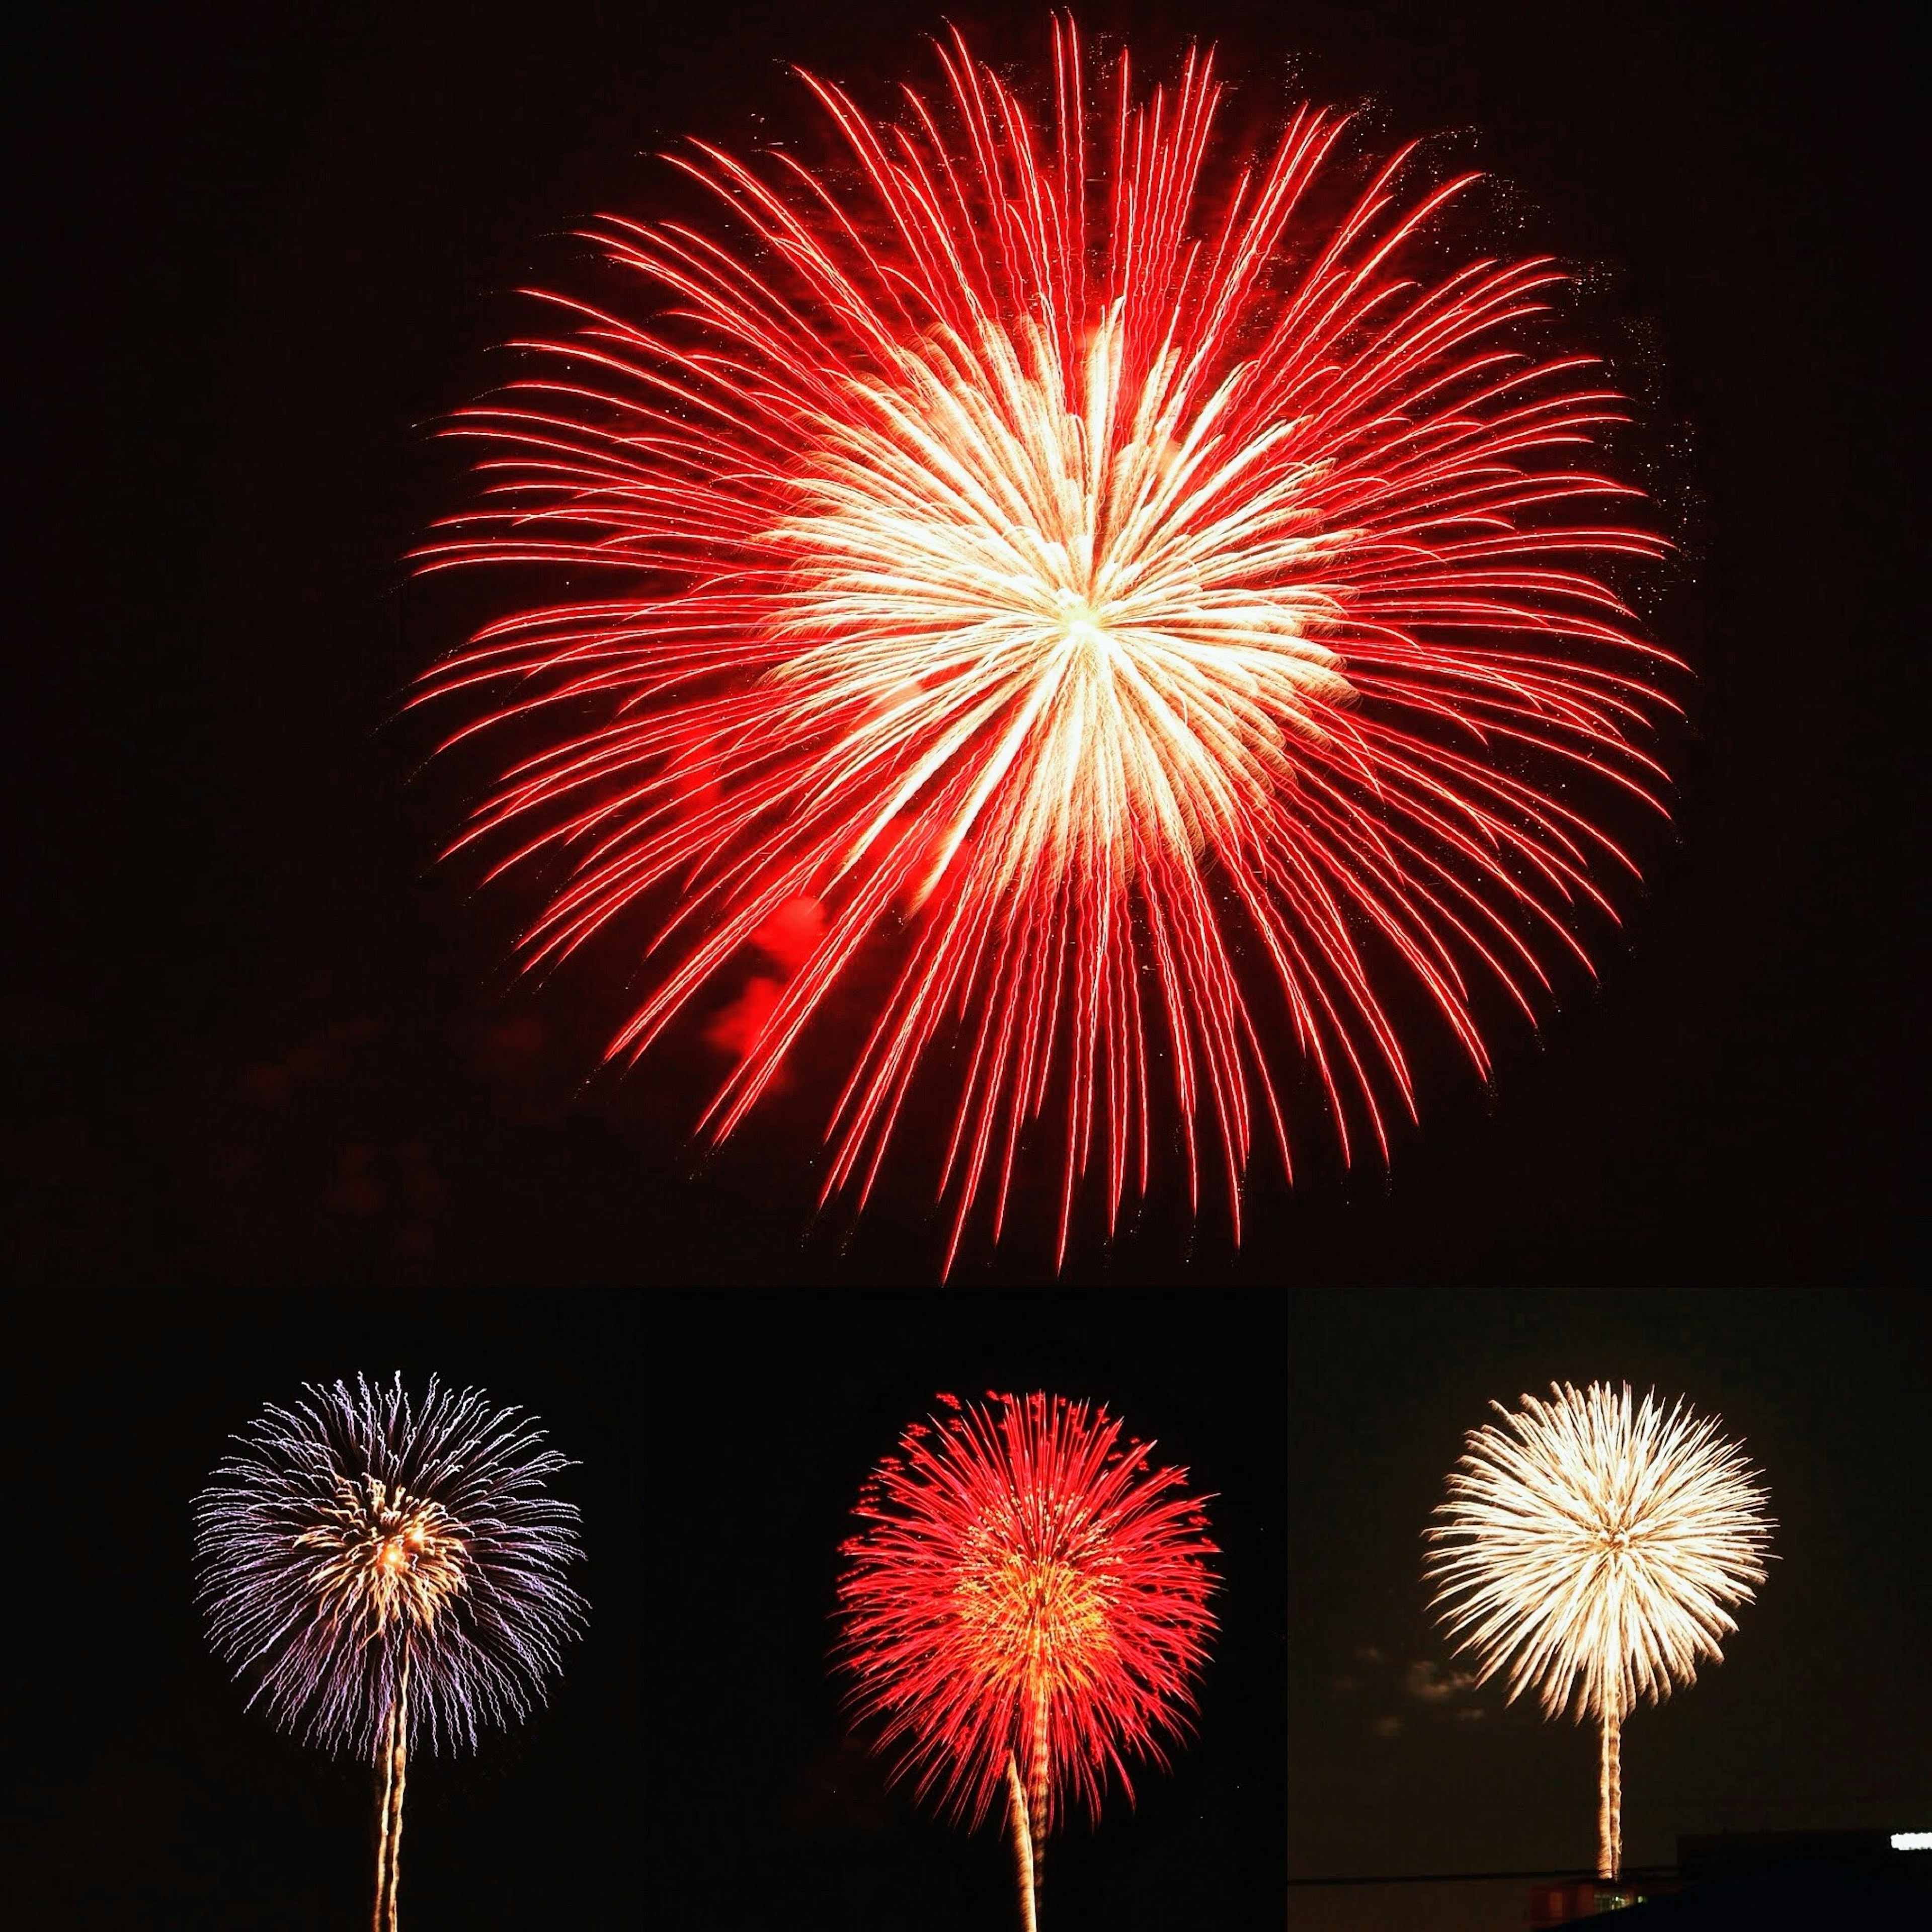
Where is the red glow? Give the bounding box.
[418,22,1679,1268]
[835,1392,1218,1839]
[751,894,828,974]
[704,974,783,1055]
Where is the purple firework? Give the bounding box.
[195,1374,587,1930]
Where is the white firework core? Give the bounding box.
[772,312,1359,888]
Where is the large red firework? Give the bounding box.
[835,1392,1217,1894]
[417,22,1677,1267]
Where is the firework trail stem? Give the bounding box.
[373,1695,395,1930]
[1027,1681,1050,1867]
[1006,1754,1038,1932]
[1597,1704,1622,1881]
[373,1662,411,1932]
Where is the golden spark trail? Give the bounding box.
[381,1661,410,1932]
[1598,1699,1621,1881]
[1027,1682,1050,1868]
[372,1666,412,1932]
[373,1693,396,1930]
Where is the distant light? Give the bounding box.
[1893,1832,1932,1851]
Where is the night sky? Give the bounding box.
[2,0,1918,1286]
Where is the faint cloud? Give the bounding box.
[1373,1715,1403,1738]
[243,1017,386,1105]
[1457,1706,1486,1721]
[1,997,86,1054]
[1406,1660,1479,1703]
[325,1143,383,1218]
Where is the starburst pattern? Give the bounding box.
[195,1374,587,1760]
[1426,1381,1771,1875]
[418,21,1679,1268]
[835,1391,1218,1851]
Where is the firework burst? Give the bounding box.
[417,20,1679,1269]
[195,1375,587,1931]
[836,1392,1217,1925]
[1426,1382,1772,1878]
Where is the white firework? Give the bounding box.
[1426,1381,1772,1879]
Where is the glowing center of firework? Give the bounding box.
[774,314,1359,888]
[1055,594,1113,655]
[298,1478,468,1635]
[955,1514,1113,1697]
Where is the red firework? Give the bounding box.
[417,21,1678,1268]
[835,1391,1217,1914]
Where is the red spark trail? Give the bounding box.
[417,21,1679,1269]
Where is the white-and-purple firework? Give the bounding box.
[195,1373,587,1758]
[195,1375,587,1930]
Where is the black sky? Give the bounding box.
[0,0,1919,1283]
